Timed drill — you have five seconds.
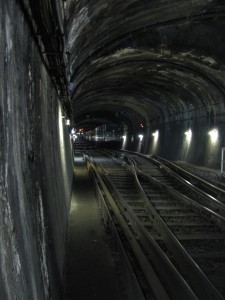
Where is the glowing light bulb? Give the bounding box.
[185,129,192,142]
[152,130,159,140]
[138,134,143,141]
[209,129,218,144]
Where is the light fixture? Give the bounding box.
[66,119,70,126]
[122,135,127,150]
[152,130,159,140]
[138,134,143,142]
[185,129,192,142]
[208,129,218,144]
[72,134,77,141]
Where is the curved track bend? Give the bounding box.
[86,149,225,300]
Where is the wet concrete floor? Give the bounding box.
[64,154,123,300]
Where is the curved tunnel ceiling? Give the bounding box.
[65,0,225,130]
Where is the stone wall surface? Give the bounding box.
[141,108,225,169]
[0,1,73,299]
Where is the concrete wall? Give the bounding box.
[125,105,225,169]
[0,1,73,299]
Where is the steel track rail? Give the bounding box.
[87,153,199,299]
[87,158,171,300]
[151,155,225,201]
[102,150,225,299]
[134,162,225,229]
[149,156,225,212]
[124,155,225,300]
[117,149,224,197]
[87,159,146,300]
[111,150,225,224]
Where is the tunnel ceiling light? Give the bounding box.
[185,129,192,142]
[209,129,218,144]
[138,134,143,141]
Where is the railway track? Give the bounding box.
[86,149,225,300]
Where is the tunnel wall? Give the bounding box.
[0,1,73,299]
[126,105,225,169]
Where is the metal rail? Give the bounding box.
[116,150,225,217]
[135,158,225,229]
[126,155,225,300]
[87,159,145,300]
[87,158,170,299]
[90,150,225,299]
[152,155,225,201]
[87,152,199,299]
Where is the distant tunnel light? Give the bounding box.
[122,135,126,140]
[138,134,144,142]
[185,129,192,142]
[209,129,218,144]
[72,134,77,141]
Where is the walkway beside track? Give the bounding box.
[64,153,122,300]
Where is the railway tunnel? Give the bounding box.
[1,0,225,299]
